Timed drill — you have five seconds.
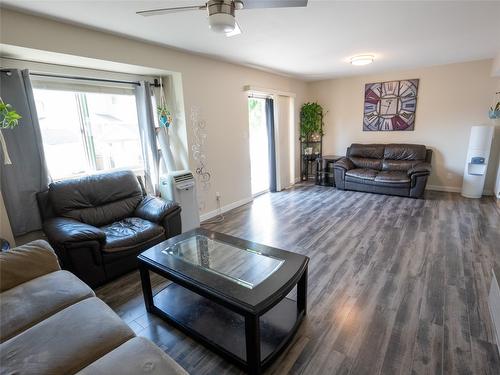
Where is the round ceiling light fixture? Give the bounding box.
[207,0,236,34]
[208,13,235,33]
[350,55,375,66]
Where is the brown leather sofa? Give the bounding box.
[37,170,182,287]
[333,143,432,198]
[0,240,188,374]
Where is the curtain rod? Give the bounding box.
[27,72,161,87]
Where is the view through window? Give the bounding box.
[34,88,143,180]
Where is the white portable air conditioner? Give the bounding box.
[159,171,200,232]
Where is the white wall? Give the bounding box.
[307,60,500,193]
[0,8,307,216]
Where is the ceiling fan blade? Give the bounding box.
[241,0,308,9]
[226,21,242,37]
[136,5,205,17]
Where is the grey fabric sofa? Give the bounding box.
[0,240,188,375]
[333,143,432,198]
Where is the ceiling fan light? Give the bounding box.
[350,55,374,66]
[208,13,235,33]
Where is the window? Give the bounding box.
[33,85,143,180]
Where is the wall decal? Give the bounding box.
[190,106,211,210]
[363,79,419,131]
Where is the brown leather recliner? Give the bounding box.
[37,170,182,287]
[333,144,432,198]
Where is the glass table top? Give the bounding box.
[162,235,284,289]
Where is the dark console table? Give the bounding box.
[315,155,343,186]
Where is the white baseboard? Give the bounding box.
[425,184,462,193]
[200,196,253,222]
[426,185,494,196]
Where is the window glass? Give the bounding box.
[34,88,144,180]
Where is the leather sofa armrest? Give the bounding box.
[333,157,354,171]
[134,196,180,224]
[43,217,106,247]
[407,162,432,176]
[0,240,61,291]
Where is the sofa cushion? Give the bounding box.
[345,168,377,181]
[0,270,94,343]
[375,171,411,184]
[350,156,383,170]
[348,144,385,159]
[382,159,422,172]
[48,170,144,227]
[101,217,165,253]
[0,297,134,375]
[76,337,188,375]
[0,240,60,292]
[384,144,427,161]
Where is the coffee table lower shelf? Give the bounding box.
[150,283,304,373]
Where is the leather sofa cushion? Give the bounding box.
[382,159,421,172]
[0,297,135,374]
[384,144,426,161]
[348,144,385,159]
[49,170,144,227]
[345,168,377,181]
[350,156,382,170]
[375,171,410,183]
[101,217,165,253]
[0,270,94,343]
[76,337,189,375]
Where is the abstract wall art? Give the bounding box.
[363,79,419,131]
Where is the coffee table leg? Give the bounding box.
[139,264,154,313]
[245,314,261,375]
[297,266,308,315]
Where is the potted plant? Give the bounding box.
[489,100,500,120]
[0,98,22,165]
[300,102,324,142]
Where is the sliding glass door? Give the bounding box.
[248,97,270,195]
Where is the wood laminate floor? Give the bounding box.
[96,184,500,375]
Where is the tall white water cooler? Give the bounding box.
[461,125,494,198]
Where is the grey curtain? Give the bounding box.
[135,82,159,194]
[0,69,50,236]
[266,98,277,192]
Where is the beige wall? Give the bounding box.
[493,51,500,77]
[0,8,307,216]
[308,60,500,193]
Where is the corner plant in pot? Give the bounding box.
[300,102,324,142]
[0,98,22,165]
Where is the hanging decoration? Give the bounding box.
[157,77,173,129]
[190,106,211,210]
[155,77,176,172]
[0,97,22,165]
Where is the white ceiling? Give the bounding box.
[2,1,500,80]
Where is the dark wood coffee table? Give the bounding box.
[138,228,309,375]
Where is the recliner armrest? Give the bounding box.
[0,240,61,291]
[333,157,354,171]
[43,217,106,247]
[134,196,180,224]
[407,162,432,176]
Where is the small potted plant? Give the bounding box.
[0,98,22,165]
[489,100,500,120]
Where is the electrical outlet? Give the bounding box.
[447,173,453,180]
[215,192,221,200]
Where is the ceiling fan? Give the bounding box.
[136,0,308,37]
